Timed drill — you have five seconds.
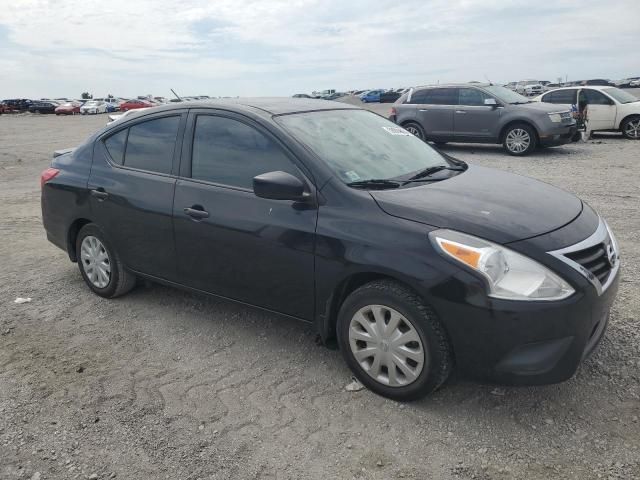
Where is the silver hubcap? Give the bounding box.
[80,236,111,288]
[625,119,640,138]
[506,128,531,153]
[405,125,422,139]
[348,305,426,387]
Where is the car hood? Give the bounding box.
[370,165,583,244]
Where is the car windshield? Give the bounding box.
[604,87,638,104]
[483,85,531,104]
[277,109,451,184]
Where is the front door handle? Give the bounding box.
[90,188,109,201]
[455,110,467,114]
[184,206,209,219]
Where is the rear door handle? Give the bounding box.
[419,109,429,112]
[90,188,109,201]
[183,206,209,219]
[455,110,467,114]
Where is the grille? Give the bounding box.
[564,243,612,284]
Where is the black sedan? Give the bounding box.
[41,99,620,400]
[29,100,60,114]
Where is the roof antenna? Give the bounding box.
[484,74,493,86]
[171,88,182,101]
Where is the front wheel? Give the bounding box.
[403,122,426,141]
[503,123,537,155]
[337,280,452,401]
[621,116,640,139]
[76,224,136,298]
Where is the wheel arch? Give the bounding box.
[317,271,431,345]
[67,218,93,262]
[619,113,640,131]
[498,119,540,144]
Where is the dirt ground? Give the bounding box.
[1,105,639,480]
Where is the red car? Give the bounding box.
[119,99,153,112]
[55,102,81,115]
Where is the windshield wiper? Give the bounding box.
[347,179,401,190]
[402,165,465,184]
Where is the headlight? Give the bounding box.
[547,112,563,123]
[429,229,574,301]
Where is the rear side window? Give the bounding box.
[417,88,458,105]
[543,89,577,104]
[458,88,490,106]
[191,115,299,189]
[124,116,181,174]
[104,129,127,165]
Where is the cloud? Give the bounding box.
[0,0,638,98]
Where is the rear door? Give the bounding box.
[581,89,617,130]
[89,111,186,280]
[172,110,317,319]
[453,87,502,140]
[412,88,456,139]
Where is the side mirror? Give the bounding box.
[484,98,498,107]
[253,171,307,201]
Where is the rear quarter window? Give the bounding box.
[103,129,127,165]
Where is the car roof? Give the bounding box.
[544,86,613,92]
[413,83,493,90]
[116,97,357,117]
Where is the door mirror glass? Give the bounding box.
[484,98,498,106]
[253,171,306,201]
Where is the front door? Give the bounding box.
[580,89,617,131]
[172,111,317,320]
[453,87,502,140]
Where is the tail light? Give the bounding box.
[40,168,60,189]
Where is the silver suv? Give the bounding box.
[390,84,577,155]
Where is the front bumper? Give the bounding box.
[539,124,578,146]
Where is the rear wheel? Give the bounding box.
[337,280,452,401]
[403,122,426,141]
[76,224,136,298]
[503,123,537,155]
[621,116,640,139]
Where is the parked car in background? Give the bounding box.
[630,79,640,88]
[391,83,576,155]
[515,80,544,97]
[380,90,402,103]
[293,94,312,98]
[361,89,385,103]
[536,86,640,139]
[1,99,32,112]
[614,77,640,88]
[55,102,81,115]
[80,100,108,115]
[41,98,620,400]
[29,100,60,114]
[119,99,153,111]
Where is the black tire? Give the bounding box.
[403,122,426,141]
[621,116,640,140]
[76,223,136,298]
[502,123,537,156]
[337,280,452,401]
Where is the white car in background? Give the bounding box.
[515,80,544,96]
[80,100,108,115]
[535,86,640,139]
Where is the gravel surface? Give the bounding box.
[1,108,639,480]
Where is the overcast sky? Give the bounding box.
[0,0,638,99]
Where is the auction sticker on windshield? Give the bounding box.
[382,126,411,136]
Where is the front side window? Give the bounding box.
[191,115,299,189]
[583,89,612,105]
[124,116,180,174]
[277,109,449,184]
[458,88,490,106]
